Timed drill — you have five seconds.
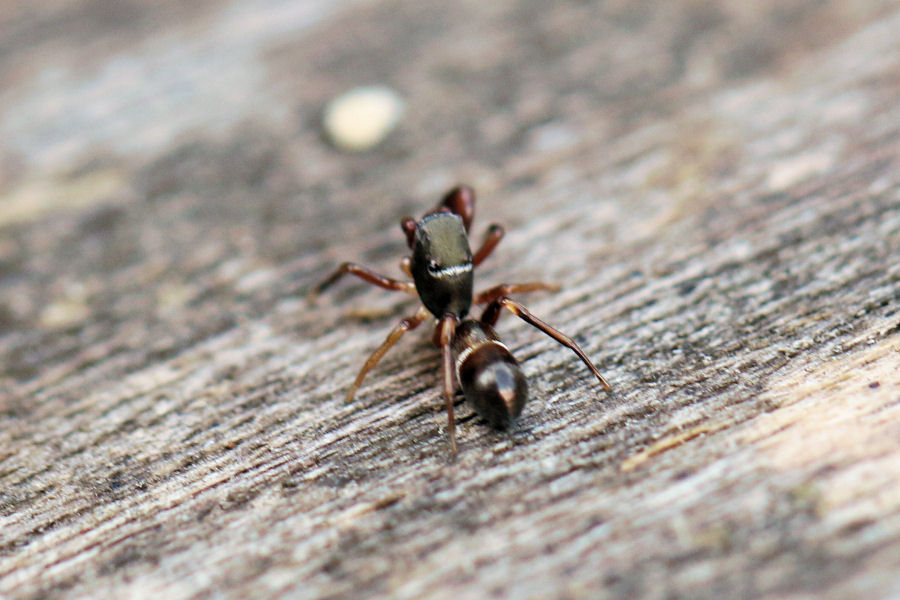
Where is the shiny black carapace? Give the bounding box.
[312,186,611,453]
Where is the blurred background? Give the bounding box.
[0,0,894,349]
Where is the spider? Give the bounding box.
[312,185,610,453]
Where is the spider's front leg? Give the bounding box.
[472,224,504,267]
[310,262,416,301]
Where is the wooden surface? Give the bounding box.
[2,1,899,598]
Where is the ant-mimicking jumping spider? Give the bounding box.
[312,185,611,453]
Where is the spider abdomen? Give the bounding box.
[453,320,527,428]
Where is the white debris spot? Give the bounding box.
[766,150,835,191]
[156,282,194,314]
[234,267,278,294]
[40,283,90,329]
[40,299,89,329]
[322,86,405,152]
[528,121,578,154]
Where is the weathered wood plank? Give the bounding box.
[1,1,899,599]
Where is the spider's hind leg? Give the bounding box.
[482,296,611,392]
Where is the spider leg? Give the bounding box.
[438,185,475,232]
[482,296,611,392]
[311,262,416,300]
[474,281,560,305]
[435,314,459,454]
[345,306,431,403]
[399,256,413,278]
[472,224,504,267]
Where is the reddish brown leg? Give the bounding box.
[345,307,431,403]
[472,224,504,267]
[399,256,413,278]
[474,281,560,305]
[482,296,611,392]
[401,217,417,248]
[439,185,475,232]
[435,314,459,454]
[312,262,416,298]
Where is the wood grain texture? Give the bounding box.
[2,1,899,598]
